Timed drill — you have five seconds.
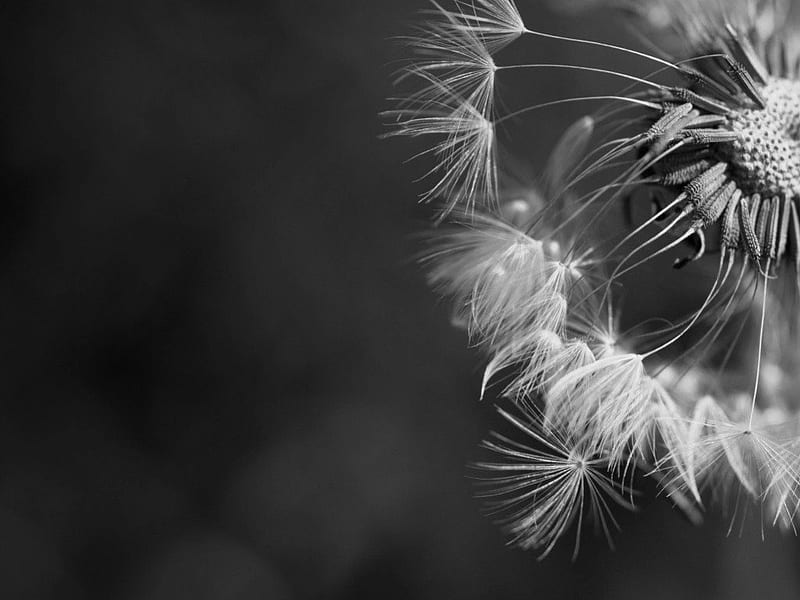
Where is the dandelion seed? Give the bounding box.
[546,353,658,468]
[475,403,633,558]
[387,0,800,556]
[397,7,498,116]
[439,0,526,53]
[424,213,547,336]
[385,93,498,212]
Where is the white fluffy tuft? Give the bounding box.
[476,403,632,558]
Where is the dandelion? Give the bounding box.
[475,402,633,559]
[396,7,498,116]
[385,94,498,213]
[387,0,800,555]
[436,0,526,53]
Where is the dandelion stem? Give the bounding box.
[495,96,660,125]
[642,249,732,358]
[521,28,679,71]
[748,260,771,430]
[497,63,666,90]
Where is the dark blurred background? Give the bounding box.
[1,1,799,598]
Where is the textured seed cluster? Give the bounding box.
[726,77,800,198]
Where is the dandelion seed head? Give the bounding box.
[389,0,800,556]
[724,78,800,198]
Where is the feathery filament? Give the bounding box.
[387,0,800,555]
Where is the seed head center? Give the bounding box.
[725,77,800,198]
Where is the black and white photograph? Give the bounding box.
[3,0,800,598]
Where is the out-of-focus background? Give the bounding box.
[1,1,799,598]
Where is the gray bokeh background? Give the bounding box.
[1,1,799,598]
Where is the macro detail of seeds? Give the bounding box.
[385,0,800,558]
